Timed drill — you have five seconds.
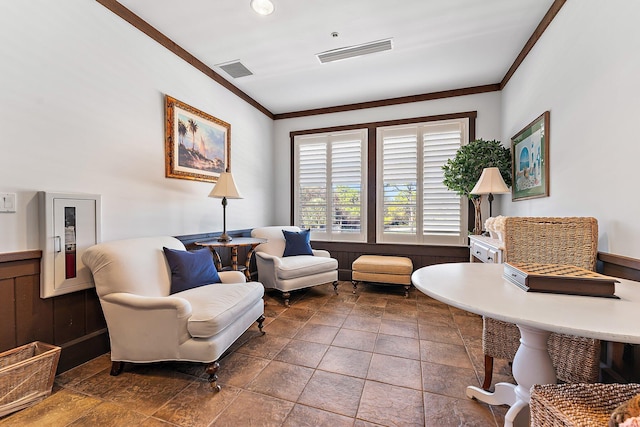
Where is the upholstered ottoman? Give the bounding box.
[351,255,413,297]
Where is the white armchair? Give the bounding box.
[82,236,265,391]
[251,226,338,307]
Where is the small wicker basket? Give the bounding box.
[0,341,61,417]
[530,383,640,426]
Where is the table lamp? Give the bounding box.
[470,167,510,218]
[208,171,243,242]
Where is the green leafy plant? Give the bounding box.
[442,139,512,234]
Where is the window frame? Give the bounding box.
[290,111,477,246]
[292,129,368,242]
[376,118,469,246]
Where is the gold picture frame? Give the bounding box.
[165,95,231,183]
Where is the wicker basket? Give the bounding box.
[530,383,640,426]
[0,342,61,417]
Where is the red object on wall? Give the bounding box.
[65,252,76,279]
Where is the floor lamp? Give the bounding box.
[470,167,510,218]
[208,171,243,242]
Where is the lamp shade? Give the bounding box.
[470,167,510,195]
[208,172,243,199]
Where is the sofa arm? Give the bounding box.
[102,292,192,317]
[312,249,331,258]
[100,293,193,361]
[218,271,246,283]
[255,252,281,289]
[255,251,283,266]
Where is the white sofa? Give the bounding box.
[251,226,338,306]
[82,236,265,391]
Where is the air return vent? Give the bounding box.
[216,60,253,78]
[316,38,393,64]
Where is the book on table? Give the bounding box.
[503,262,619,298]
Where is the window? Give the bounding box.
[376,119,468,245]
[291,112,474,246]
[293,129,367,242]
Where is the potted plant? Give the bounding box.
[442,139,512,235]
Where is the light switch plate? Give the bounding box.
[0,193,16,213]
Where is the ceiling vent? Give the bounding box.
[316,38,393,64]
[216,60,253,78]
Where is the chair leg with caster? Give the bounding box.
[282,292,291,308]
[206,361,221,392]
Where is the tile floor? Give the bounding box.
[0,281,514,427]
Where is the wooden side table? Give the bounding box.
[195,237,267,281]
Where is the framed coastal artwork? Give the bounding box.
[511,111,549,201]
[165,95,231,183]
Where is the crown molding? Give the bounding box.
[97,0,566,120]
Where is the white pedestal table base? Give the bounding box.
[466,324,557,427]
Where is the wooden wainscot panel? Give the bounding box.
[0,251,49,352]
[85,288,107,333]
[15,273,54,346]
[599,252,640,283]
[310,241,469,281]
[53,292,89,344]
[598,252,640,383]
[0,250,109,373]
[0,278,16,350]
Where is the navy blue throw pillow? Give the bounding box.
[163,247,221,294]
[282,229,314,257]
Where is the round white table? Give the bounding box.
[412,262,640,427]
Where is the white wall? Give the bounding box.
[273,91,502,224]
[0,0,275,253]
[4,1,636,260]
[499,0,640,258]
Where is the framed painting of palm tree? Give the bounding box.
[165,95,231,182]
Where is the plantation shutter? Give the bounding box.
[379,127,418,237]
[377,119,467,245]
[294,130,367,242]
[422,122,463,237]
[331,135,363,234]
[297,138,328,232]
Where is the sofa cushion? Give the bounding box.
[276,255,338,280]
[163,247,221,294]
[176,281,264,338]
[282,229,313,257]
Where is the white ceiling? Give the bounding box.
[116,0,556,115]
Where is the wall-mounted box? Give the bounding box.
[39,192,101,298]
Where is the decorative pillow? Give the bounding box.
[163,247,221,294]
[282,229,313,257]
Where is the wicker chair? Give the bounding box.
[482,217,601,389]
[530,383,640,426]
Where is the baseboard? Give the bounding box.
[57,329,110,373]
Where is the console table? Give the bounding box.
[412,262,640,427]
[195,237,267,281]
[469,235,504,264]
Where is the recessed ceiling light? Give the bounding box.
[250,0,274,16]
